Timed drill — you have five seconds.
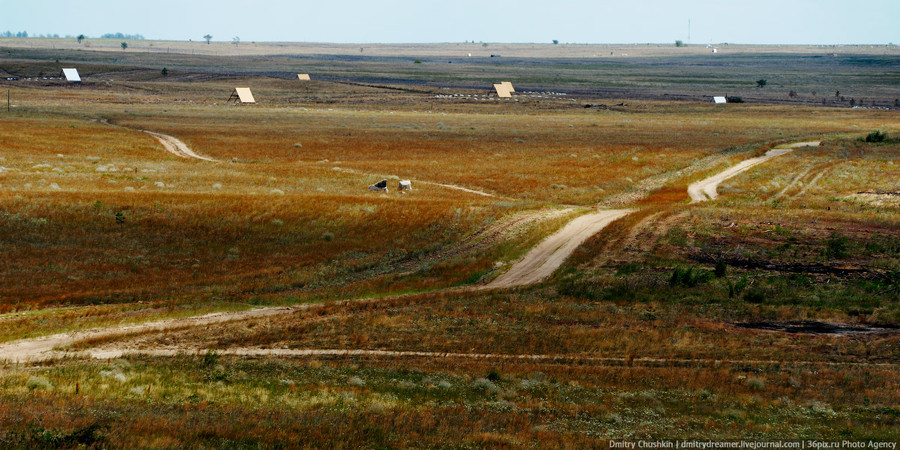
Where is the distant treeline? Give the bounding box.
[0,31,145,39]
[98,32,145,40]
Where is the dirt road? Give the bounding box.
[687,141,819,202]
[82,347,898,368]
[483,209,632,289]
[143,130,219,162]
[0,140,822,364]
[101,119,219,162]
[332,166,505,199]
[0,307,297,363]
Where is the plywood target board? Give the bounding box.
[61,68,81,82]
[234,87,256,103]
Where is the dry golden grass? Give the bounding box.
[1,49,899,445]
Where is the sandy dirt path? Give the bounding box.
[143,130,219,162]
[425,181,502,198]
[332,166,506,199]
[0,291,458,363]
[483,209,632,289]
[0,307,296,363]
[83,347,898,369]
[101,119,219,162]
[688,141,819,203]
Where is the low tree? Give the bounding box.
[203,34,212,45]
[161,67,168,77]
[77,34,85,44]
[675,40,684,47]
[232,36,240,47]
[756,79,767,88]
[121,42,127,51]
[552,39,559,45]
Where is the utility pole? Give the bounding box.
[7,89,9,112]
[688,19,691,44]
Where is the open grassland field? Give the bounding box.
[2,40,899,107]
[0,39,898,446]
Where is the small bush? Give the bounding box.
[670,267,712,288]
[472,378,501,395]
[746,378,766,390]
[714,261,727,278]
[486,370,501,382]
[864,130,887,143]
[725,96,744,103]
[25,376,53,391]
[202,350,219,368]
[743,287,766,303]
[6,423,106,447]
[825,233,849,259]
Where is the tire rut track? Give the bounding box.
[82,347,899,369]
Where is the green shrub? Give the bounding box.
[25,376,53,391]
[825,233,849,259]
[864,130,887,143]
[202,350,219,368]
[743,287,766,303]
[714,261,727,278]
[669,267,712,288]
[746,378,766,390]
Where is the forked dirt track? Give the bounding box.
[0,140,826,364]
[687,141,820,202]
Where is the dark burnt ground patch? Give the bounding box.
[732,320,900,335]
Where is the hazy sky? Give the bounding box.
[4,0,899,44]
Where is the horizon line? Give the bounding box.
[2,37,899,47]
